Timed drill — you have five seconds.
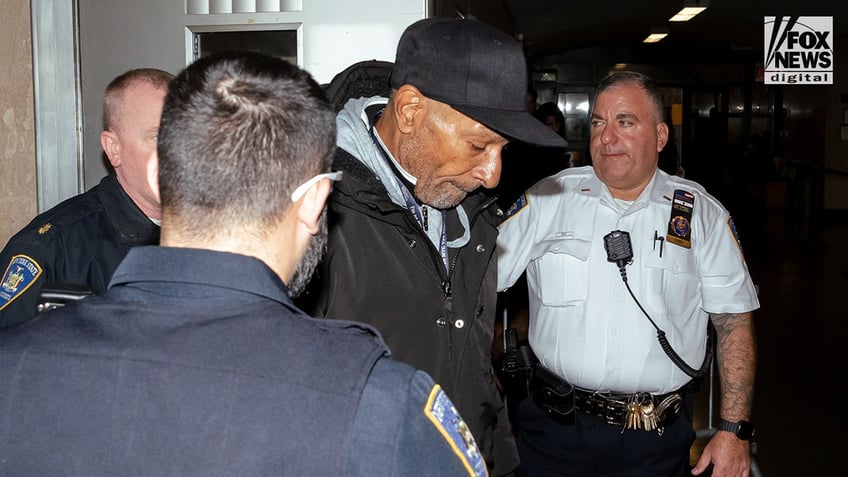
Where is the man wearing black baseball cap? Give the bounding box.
[300,17,566,476]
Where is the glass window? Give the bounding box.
[193,29,297,64]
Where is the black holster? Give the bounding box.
[498,327,535,395]
[531,365,576,426]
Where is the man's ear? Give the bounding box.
[146,150,160,205]
[296,178,331,235]
[101,131,121,168]
[656,122,669,152]
[392,84,424,134]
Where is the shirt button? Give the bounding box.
[436,317,447,327]
[476,244,486,253]
[455,319,465,329]
[408,239,416,248]
[611,329,618,336]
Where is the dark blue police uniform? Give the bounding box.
[0,247,485,476]
[0,174,159,327]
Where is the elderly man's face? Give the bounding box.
[398,100,507,209]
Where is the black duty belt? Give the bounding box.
[531,365,687,430]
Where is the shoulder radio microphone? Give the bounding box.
[604,230,633,279]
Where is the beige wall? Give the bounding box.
[0,0,36,246]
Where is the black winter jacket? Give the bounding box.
[300,145,519,475]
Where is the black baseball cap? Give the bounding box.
[390,17,567,148]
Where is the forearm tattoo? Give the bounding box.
[710,312,756,420]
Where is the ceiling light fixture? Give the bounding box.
[643,28,669,44]
[669,0,708,22]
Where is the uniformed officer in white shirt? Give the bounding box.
[497,71,759,477]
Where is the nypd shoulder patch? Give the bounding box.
[0,255,43,311]
[424,385,487,477]
[502,193,529,222]
[727,217,745,257]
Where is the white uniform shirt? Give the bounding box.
[497,166,760,394]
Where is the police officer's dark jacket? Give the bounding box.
[0,247,483,476]
[298,98,519,475]
[0,174,159,327]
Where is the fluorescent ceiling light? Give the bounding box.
[669,6,707,21]
[643,32,668,43]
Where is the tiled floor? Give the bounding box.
[689,205,848,476]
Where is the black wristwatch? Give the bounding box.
[718,419,755,441]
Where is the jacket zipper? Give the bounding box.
[441,195,499,298]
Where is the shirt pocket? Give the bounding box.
[531,236,590,307]
[641,242,698,316]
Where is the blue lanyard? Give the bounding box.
[370,126,449,272]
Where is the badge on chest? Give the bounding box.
[666,189,694,249]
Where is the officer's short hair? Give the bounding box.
[157,52,336,235]
[594,71,666,124]
[103,68,174,131]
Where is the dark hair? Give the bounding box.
[534,101,565,136]
[157,52,336,235]
[103,68,174,131]
[594,71,666,123]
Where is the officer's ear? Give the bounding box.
[656,122,669,153]
[101,131,121,168]
[146,150,160,205]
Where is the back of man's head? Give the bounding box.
[157,52,336,236]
